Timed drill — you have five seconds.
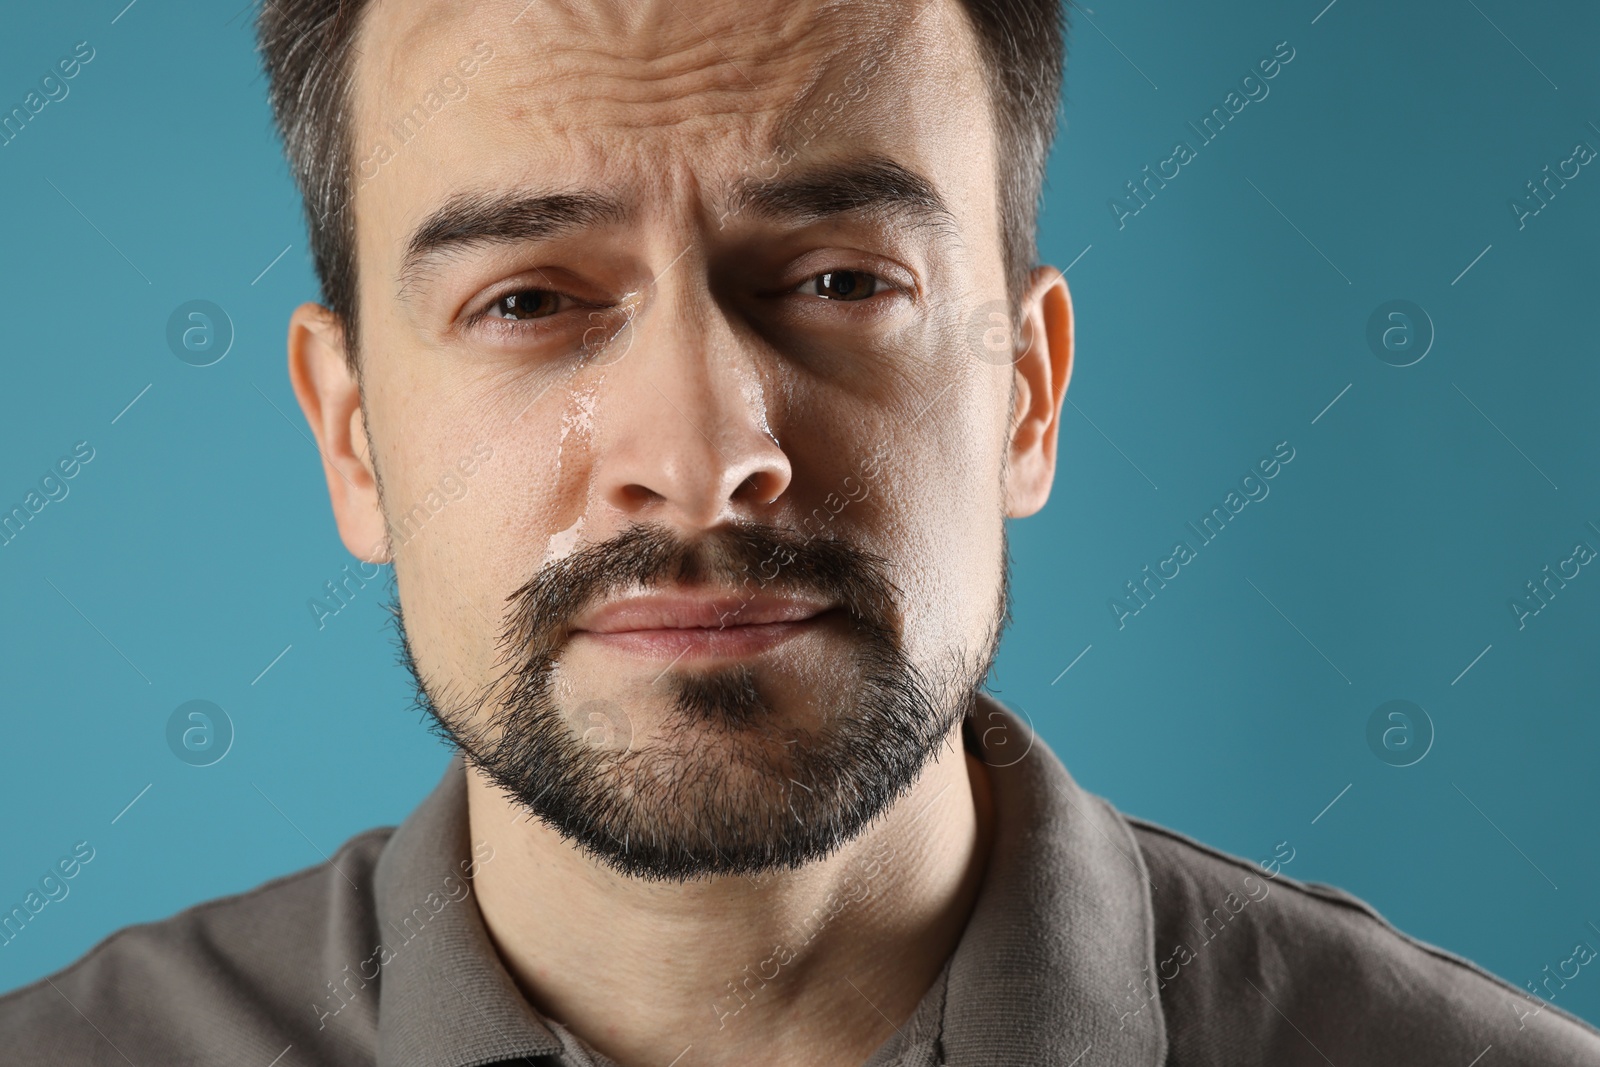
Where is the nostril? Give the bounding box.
[615,483,664,511]
[736,467,788,507]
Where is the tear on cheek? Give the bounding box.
[542,515,585,567]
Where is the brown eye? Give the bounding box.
[487,289,563,320]
[802,271,880,301]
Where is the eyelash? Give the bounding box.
[789,269,887,302]
[478,289,575,323]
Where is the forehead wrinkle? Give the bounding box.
[395,0,868,137]
[353,0,469,133]
[757,0,977,179]
[547,0,853,70]
[485,40,838,140]
[763,7,919,126]
[356,0,941,165]
[516,39,762,105]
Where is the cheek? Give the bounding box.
[908,423,1009,658]
[810,306,1011,662]
[837,382,1009,668]
[371,359,585,689]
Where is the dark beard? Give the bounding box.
[391,520,1009,883]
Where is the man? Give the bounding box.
[3,0,1597,1063]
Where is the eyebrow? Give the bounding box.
[722,156,958,237]
[394,157,957,296]
[397,190,627,295]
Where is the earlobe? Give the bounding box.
[286,302,390,563]
[1003,267,1074,518]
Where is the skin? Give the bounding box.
[287,0,1073,1063]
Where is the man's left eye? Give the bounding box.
[796,270,882,301]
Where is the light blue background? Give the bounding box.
[2,0,1598,1029]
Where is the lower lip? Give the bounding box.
[574,616,825,661]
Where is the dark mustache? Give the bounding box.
[498,521,904,661]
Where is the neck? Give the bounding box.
[465,723,995,1067]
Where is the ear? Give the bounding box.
[287,302,389,562]
[1003,266,1074,518]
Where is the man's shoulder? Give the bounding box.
[0,825,393,1067]
[1123,814,1600,1065]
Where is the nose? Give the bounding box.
[592,286,791,530]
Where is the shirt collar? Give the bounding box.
[945,692,1167,1066]
[370,693,1166,1067]
[372,757,564,1067]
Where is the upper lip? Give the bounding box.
[572,590,833,633]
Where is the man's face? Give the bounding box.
[305,0,1064,879]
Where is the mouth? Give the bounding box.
[569,591,837,663]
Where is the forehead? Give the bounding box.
[348,0,993,236]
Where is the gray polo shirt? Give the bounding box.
[4,694,1597,1065]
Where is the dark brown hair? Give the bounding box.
[255,0,1067,373]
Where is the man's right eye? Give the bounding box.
[485,289,566,320]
